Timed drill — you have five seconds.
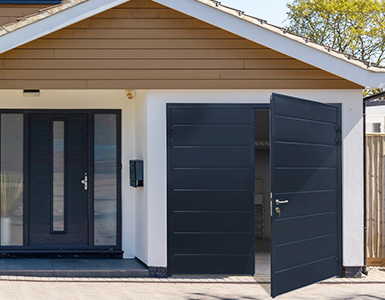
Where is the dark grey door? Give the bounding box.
[29,113,88,247]
[270,93,342,297]
[167,105,255,275]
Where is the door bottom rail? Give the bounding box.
[0,250,123,258]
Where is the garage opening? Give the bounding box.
[167,97,342,296]
[254,109,271,276]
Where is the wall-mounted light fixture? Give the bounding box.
[125,89,134,100]
[23,89,40,97]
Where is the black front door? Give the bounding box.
[270,93,342,297]
[29,113,88,247]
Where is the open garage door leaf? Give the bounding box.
[270,93,342,297]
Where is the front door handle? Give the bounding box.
[81,173,88,190]
[276,199,289,205]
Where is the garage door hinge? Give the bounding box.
[334,126,341,145]
[167,127,174,134]
[334,138,341,146]
[168,138,174,145]
[336,256,339,262]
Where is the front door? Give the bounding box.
[29,113,89,247]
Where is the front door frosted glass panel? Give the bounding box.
[53,121,65,232]
[94,114,117,246]
[1,114,23,246]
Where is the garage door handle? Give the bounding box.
[276,199,289,205]
[81,173,88,191]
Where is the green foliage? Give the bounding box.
[286,0,385,66]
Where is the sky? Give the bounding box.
[218,0,293,27]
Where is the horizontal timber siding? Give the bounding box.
[0,4,49,26]
[0,0,362,89]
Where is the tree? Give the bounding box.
[286,0,385,66]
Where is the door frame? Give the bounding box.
[0,109,122,253]
[166,103,343,276]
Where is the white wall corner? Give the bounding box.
[133,90,149,264]
[146,92,168,267]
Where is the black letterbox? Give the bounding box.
[130,160,143,188]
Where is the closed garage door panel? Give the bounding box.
[167,105,255,275]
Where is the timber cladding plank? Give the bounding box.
[0,69,222,80]
[0,79,360,89]
[51,49,290,59]
[0,70,338,80]
[19,39,265,49]
[0,80,87,89]
[43,28,244,39]
[2,59,245,70]
[1,59,316,70]
[83,79,360,89]
[67,19,216,29]
[93,8,191,19]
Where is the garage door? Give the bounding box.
[167,97,342,294]
[167,104,255,275]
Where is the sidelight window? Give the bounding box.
[94,114,117,246]
[0,114,23,246]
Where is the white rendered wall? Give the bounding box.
[144,89,364,268]
[0,89,365,268]
[0,90,136,259]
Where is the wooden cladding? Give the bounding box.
[0,0,362,89]
[366,135,385,261]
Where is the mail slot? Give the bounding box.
[130,160,144,188]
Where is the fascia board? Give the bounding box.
[0,0,131,56]
[153,0,377,88]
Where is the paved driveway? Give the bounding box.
[0,269,384,300]
[1,280,385,300]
